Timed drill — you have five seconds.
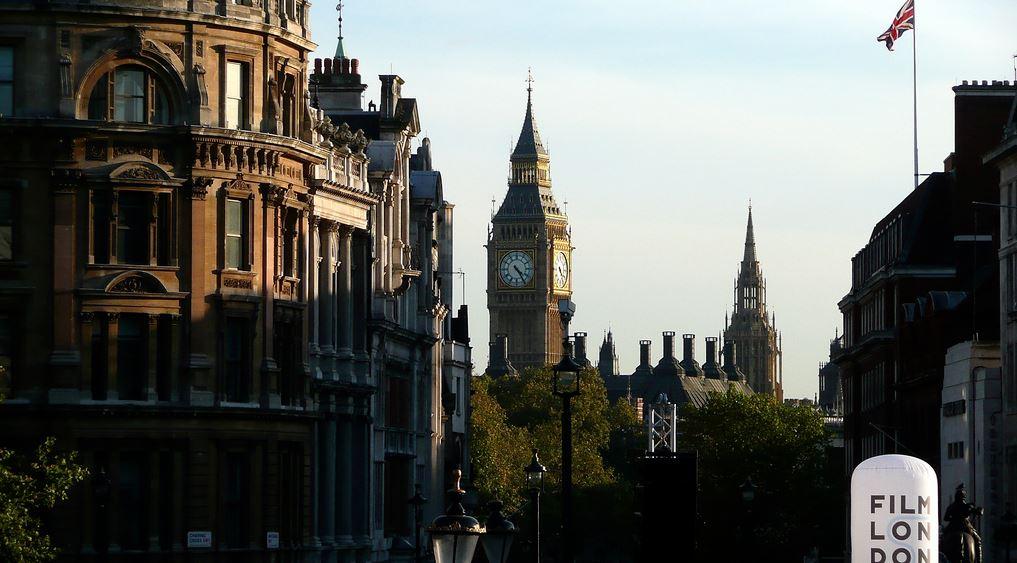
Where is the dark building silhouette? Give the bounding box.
[598,330,620,378]
[818,333,843,414]
[834,81,1012,480]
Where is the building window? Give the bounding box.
[0,189,13,260]
[947,441,965,460]
[223,452,250,548]
[282,209,297,277]
[383,457,410,537]
[92,190,173,266]
[385,376,411,429]
[118,452,148,551]
[224,61,248,130]
[87,65,169,124]
[282,74,296,137]
[225,198,249,270]
[0,46,12,117]
[224,316,250,402]
[275,318,300,407]
[117,314,147,400]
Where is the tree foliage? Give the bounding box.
[679,390,844,561]
[470,367,642,561]
[0,437,89,562]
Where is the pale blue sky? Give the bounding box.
[309,0,1016,399]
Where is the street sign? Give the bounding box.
[186,531,212,549]
[266,531,280,549]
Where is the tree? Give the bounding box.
[678,390,844,561]
[470,367,642,561]
[0,437,89,562]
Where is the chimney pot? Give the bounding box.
[662,331,676,359]
[314,58,322,75]
[323,58,332,75]
[341,57,351,75]
[639,340,652,367]
[351,58,360,75]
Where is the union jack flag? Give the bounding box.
[877,0,915,51]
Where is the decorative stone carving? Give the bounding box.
[109,275,161,294]
[116,166,161,180]
[51,168,83,192]
[112,144,153,159]
[223,173,251,193]
[168,42,184,58]
[223,277,253,289]
[187,177,213,200]
[59,54,73,98]
[85,140,108,162]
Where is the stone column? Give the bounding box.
[319,223,336,379]
[260,184,281,408]
[168,315,181,403]
[337,227,354,381]
[309,216,321,378]
[147,315,159,402]
[48,171,81,403]
[185,178,214,406]
[78,313,95,399]
[106,314,119,401]
[321,401,337,547]
[337,397,354,546]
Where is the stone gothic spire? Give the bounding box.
[743,205,757,264]
[512,69,548,160]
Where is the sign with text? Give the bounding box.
[266,531,280,549]
[851,454,937,563]
[186,531,213,549]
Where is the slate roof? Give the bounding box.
[410,170,442,203]
[604,372,753,410]
[512,88,547,159]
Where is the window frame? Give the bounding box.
[0,44,14,117]
[222,315,252,403]
[90,186,175,267]
[86,64,171,125]
[220,56,254,130]
[222,193,253,272]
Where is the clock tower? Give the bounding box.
[487,76,572,372]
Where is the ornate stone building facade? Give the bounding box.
[486,80,573,372]
[724,207,783,400]
[0,2,470,562]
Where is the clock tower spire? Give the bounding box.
[486,72,573,373]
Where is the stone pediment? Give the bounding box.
[109,161,172,182]
[105,271,167,294]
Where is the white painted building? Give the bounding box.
[941,339,1002,562]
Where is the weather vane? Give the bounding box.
[336,1,344,40]
[526,67,534,93]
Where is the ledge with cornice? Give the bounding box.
[0,1,316,50]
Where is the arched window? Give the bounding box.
[87,65,170,124]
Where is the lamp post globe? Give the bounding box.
[552,352,582,398]
[428,469,484,563]
[740,477,756,504]
[525,449,546,493]
[480,501,516,563]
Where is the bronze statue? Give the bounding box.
[942,483,983,563]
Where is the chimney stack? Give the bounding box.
[314,58,322,75]
[486,334,517,378]
[681,334,704,377]
[702,337,724,379]
[722,340,746,383]
[574,332,592,368]
[634,340,654,376]
[379,75,404,119]
[351,58,360,75]
[653,331,684,377]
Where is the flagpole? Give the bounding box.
[912,4,919,190]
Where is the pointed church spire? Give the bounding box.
[334,1,346,59]
[743,204,757,264]
[512,69,548,159]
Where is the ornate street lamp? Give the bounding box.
[428,469,484,563]
[524,449,547,563]
[740,477,756,504]
[408,484,428,563]
[552,298,580,563]
[480,501,516,563]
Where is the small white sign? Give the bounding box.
[266,531,280,549]
[187,531,213,549]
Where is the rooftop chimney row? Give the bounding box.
[313,56,361,78]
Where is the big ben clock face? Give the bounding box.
[554,251,569,288]
[499,251,534,288]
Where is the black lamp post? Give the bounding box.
[428,469,484,563]
[552,298,580,563]
[408,484,428,563]
[524,449,547,563]
[1000,504,1017,563]
[740,477,756,559]
[481,501,517,563]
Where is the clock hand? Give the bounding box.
[512,265,523,276]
